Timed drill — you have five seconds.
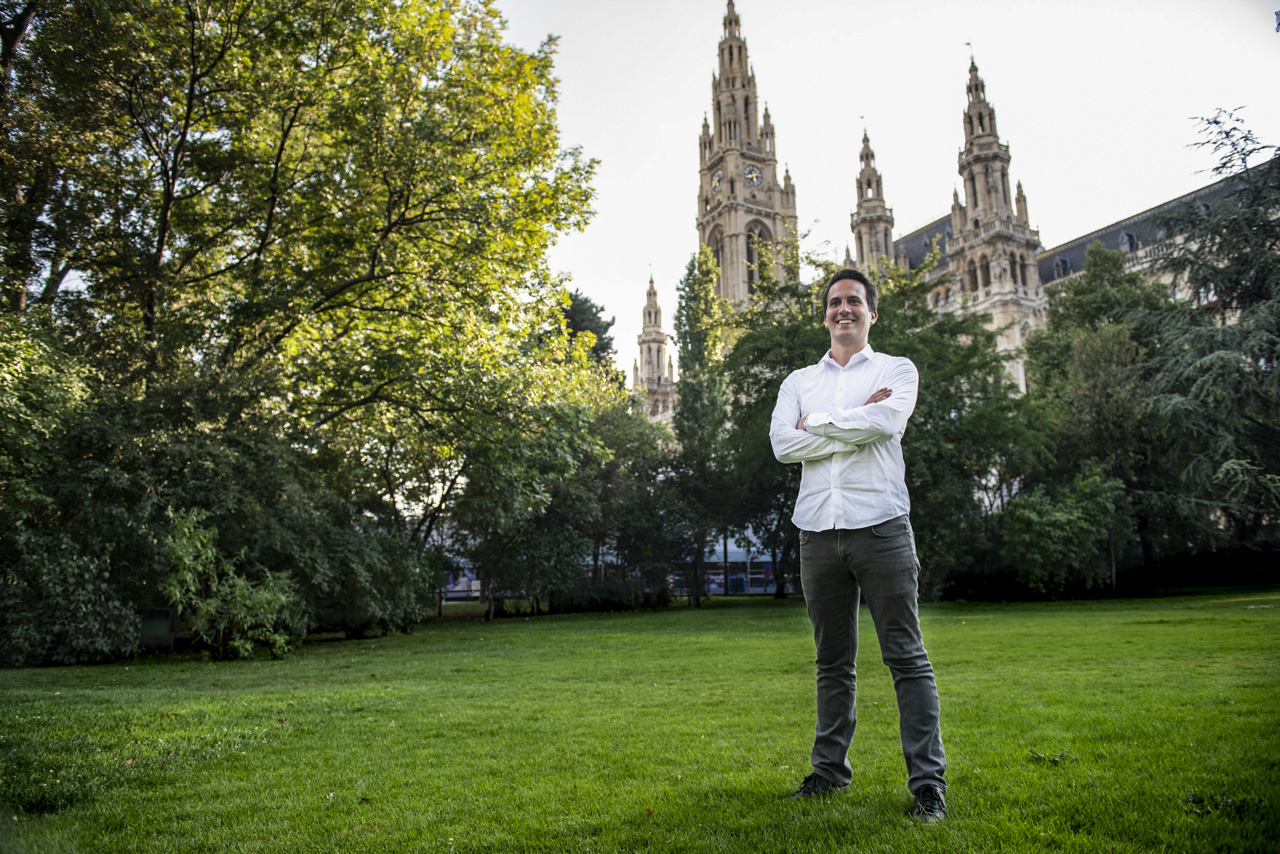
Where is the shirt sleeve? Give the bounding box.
[770,372,859,464]
[804,358,919,445]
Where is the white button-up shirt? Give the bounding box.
[769,344,918,531]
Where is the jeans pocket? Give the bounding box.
[799,530,812,546]
[870,516,909,538]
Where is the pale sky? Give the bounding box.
[497,0,1280,379]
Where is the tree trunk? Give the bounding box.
[771,546,786,599]
[723,532,729,595]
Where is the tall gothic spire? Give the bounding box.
[850,130,894,268]
[635,275,675,422]
[695,2,797,302]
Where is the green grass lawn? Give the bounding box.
[2,590,1278,853]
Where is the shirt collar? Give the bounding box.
[821,343,876,369]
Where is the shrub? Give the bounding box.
[162,510,304,660]
[547,579,644,614]
[0,533,141,667]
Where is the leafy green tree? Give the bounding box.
[563,289,617,365]
[1024,242,1212,573]
[575,396,671,583]
[722,239,830,597]
[1140,111,1280,537]
[997,465,1125,595]
[163,509,304,660]
[867,255,1050,598]
[0,0,601,657]
[672,246,731,606]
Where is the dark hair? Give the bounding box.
[822,268,878,314]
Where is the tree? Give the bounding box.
[1139,111,1280,538]
[997,465,1125,595]
[722,238,831,598]
[866,254,1050,598]
[0,0,602,658]
[563,289,617,365]
[1024,242,1213,574]
[671,245,731,606]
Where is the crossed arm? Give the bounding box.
[769,361,919,465]
[770,384,894,464]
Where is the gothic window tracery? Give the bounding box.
[745,221,772,293]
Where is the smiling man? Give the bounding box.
[769,268,947,821]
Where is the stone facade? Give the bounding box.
[635,2,1224,413]
[694,0,797,304]
[633,275,676,424]
[862,59,1047,392]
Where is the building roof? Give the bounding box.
[895,214,953,271]
[1037,171,1245,286]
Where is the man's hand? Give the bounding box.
[797,388,893,430]
[865,387,892,405]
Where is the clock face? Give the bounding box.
[744,164,763,187]
[711,169,724,192]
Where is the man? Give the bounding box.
[769,268,947,821]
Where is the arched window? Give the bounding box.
[745,222,772,294]
[1020,255,1029,287]
[1009,252,1019,285]
[707,228,725,296]
[980,255,991,288]
[967,260,978,292]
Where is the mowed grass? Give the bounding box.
[2,590,1277,853]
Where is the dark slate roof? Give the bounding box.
[894,214,953,271]
[1037,171,1245,286]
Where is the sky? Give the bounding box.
[497,0,1280,379]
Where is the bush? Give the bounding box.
[298,522,437,636]
[163,510,304,660]
[0,533,141,667]
[546,579,643,614]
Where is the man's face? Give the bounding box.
[823,279,877,349]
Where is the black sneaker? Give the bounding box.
[910,784,947,821]
[787,772,846,799]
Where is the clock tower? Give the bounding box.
[696,1,797,303]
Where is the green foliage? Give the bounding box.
[997,465,1126,594]
[162,510,304,660]
[1140,111,1280,531]
[0,316,84,526]
[867,255,1050,597]
[0,0,609,658]
[672,246,732,605]
[722,237,831,596]
[0,533,140,668]
[1022,242,1217,573]
[562,289,617,364]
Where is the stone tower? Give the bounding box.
[695,1,797,302]
[633,275,676,423]
[943,59,1045,390]
[850,130,897,270]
